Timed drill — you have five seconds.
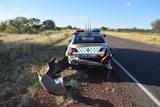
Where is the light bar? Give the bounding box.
[76,30,84,32]
[92,29,100,32]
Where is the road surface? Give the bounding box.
[106,35,160,107]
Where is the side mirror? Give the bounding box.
[103,34,106,37]
[68,40,71,42]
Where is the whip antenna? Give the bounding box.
[88,20,89,32]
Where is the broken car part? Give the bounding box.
[38,74,67,94]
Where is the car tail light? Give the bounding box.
[71,48,78,52]
[68,47,78,55]
[76,30,84,32]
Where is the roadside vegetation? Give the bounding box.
[100,19,160,46]
[0,31,72,65]
[103,31,160,46]
[0,17,77,34]
[0,30,75,106]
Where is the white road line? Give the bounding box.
[113,58,160,107]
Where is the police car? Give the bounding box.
[65,29,112,70]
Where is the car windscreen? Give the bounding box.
[74,36,105,43]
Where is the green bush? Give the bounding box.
[4,25,18,33]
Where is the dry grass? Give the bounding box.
[0,30,75,64]
[0,30,74,106]
[0,32,7,37]
[0,34,39,43]
[103,31,160,46]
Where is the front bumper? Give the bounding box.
[68,55,113,70]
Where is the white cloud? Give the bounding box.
[0,4,5,9]
[14,8,19,10]
[125,2,131,7]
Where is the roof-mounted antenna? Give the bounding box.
[86,20,91,32]
[85,21,87,32]
[88,20,89,32]
[84,20,92,33]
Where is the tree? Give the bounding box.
[28,18,41,26]
[4,25,18,33]
[0,23,6,32]
[5,17,29,33]
[0,17,57,33]
[54,27,61,30]
[66,25,72,29]
[8,18,20,28]
[19,25,31,34]
[15,17,28,25]
[151,19,160,34]
[28,18,41,33]
[100,26,107,31]
[43,20,55,30]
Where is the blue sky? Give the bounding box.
[0,0,159,29]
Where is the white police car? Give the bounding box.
[65,29,112,70]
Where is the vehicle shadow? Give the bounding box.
[112,48,160,87]
[80,67,120,84]
[72,93,114,107]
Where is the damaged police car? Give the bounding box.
[65,29,113,70]
[39,29,113,94]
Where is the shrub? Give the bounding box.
[4,25,18,33]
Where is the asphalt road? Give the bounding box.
[106,35,160,107]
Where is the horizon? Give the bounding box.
[0,0,160,29]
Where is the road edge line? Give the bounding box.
[113,58,160,107]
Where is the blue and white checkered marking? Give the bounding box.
[77,47,100,53]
